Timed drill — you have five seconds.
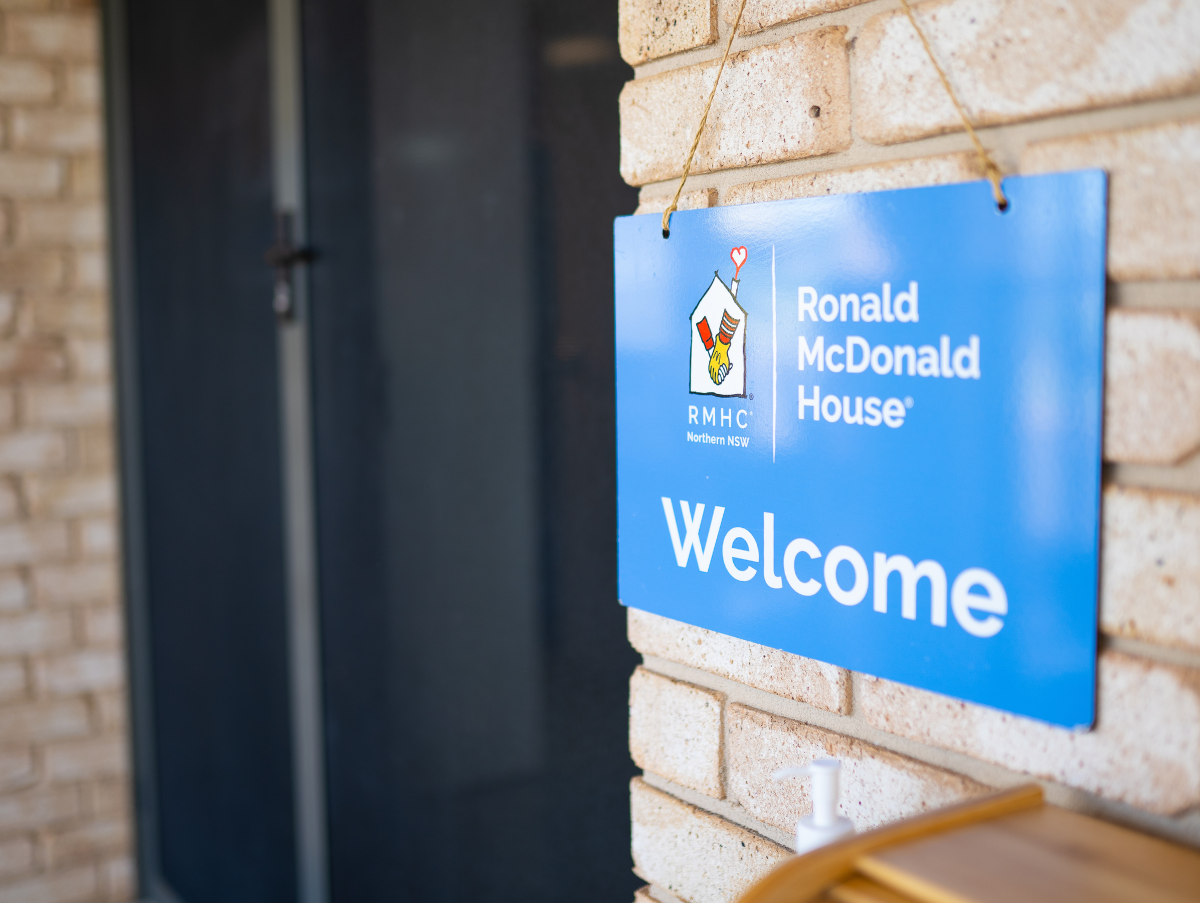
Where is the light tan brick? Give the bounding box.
[17,202,105,246]
[0,698,87,741]
[0,570,30,611]
[726,705,988,835]
[77,515,114,557]
[70,248,105,290]
[723,152,979,206]
[47,817,128,867]
[1101,485,1200,652]
[631,778,789,903]
[40,648,121,695]
[0,58,53,102]
[631,666,724,797]
[100,856,132,901]
[67,157,101,200]
[860,651,1200,815]
[0,785,79,831]
[0,294,16,337]
[635,187,717,216]
[0,836,34,879]
[64,63,98,107]
[6,13,97,59]
[5,479,32,517]
[722,0,869,36]
[21,382,110,426]
[0,480,19,521]
[0,251,65,290]
[0,865,96,903]
[65,337,107,379]
[0,747,34,792]
[0,430,68,472]
[619,0,716,65]
[620,29,850,186]
[0,339,66,378]
[0,292,16,335]
[92,690,124,732]
[91,780,128,819]
[77,427,112,471]
[26,473,114,518]
[0,659,27,699]
[628,608,850,712]
[0,521,68,566]
[12,110,100,153]
[33,561,117,606]
[0,390,15,429]
[1022,119,1200,281]
[0,609,69,654]
[855,0,1200,146]
[44,735,126,781]
[76,513,117,564]
[27,292,107,336]
[1103,309,1200,465]
[0,0,53,10]
[0,7,124,897]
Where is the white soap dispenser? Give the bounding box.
[772,758,855,854]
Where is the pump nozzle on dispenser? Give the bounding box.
[772,759,855,854]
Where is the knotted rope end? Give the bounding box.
[978,156,1008,210]
[991,178,1009,211]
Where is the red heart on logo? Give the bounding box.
[731,246,748,276]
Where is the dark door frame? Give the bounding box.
[265,0,329,899]
[104,1,639,899]
[101,0,166,898]
[102,0,328,899]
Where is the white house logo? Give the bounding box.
[689,246,748,398]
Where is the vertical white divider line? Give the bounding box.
[268,2,328,903]
[772,245,777,463]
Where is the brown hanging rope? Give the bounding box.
[898,0,1008,209]
[661,0,750,238]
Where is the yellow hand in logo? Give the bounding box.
[708,336,732,385]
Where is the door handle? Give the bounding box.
[264,211,315,321]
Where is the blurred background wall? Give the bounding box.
[0,2,131,902]
[100,0,641,902]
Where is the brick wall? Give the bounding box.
[618,2,1200,901]
[0,2,130,902]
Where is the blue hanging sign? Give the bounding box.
[614,172,1106,728]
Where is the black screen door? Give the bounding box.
[109,0,638,900]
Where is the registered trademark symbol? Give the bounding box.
[748,393,754,400]
[904,396,914,409]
